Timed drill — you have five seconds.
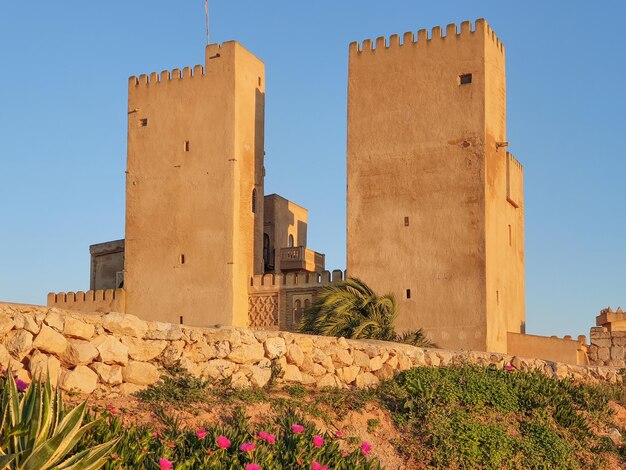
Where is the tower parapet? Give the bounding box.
[349,19,503,56]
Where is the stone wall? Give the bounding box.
[0,303,622,397]
[588,326,626,367]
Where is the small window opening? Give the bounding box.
[459,73,472,85]
[404,216,410,227]
[184,141,190,152]
[406,289,411,299]
[252,188,257,213]
[139,118,148,127]
[293,299,302,325]
[496,290,500,305]
[288,234,294,247]
[180,254,185,265]
[179,316,184,324]
[508,225,512,246]
[258,77,262,87]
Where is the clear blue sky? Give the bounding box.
[1,1,624,339]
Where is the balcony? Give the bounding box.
[280,246,325,273]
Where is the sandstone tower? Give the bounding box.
[125,41,265,327]
[347,19,525,353]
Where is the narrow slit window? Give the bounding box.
[252,188,257,213]
[459,73,472,85]
[406,289,411,299]
[496,290,500,305]
[184,141,190,152]
[180,254,185,265]
[508,225,512,246]
[404,216,410,227]
[179,316,184,324]
[258,77,262,86]
[139,118,148,127]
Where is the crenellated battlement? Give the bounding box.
[128,41,240,88]
[349,18,504,56]
[47,288,126,314]
[249,270,346,291]
[507,152,523,170]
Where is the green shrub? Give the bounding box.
[0,372,117,470]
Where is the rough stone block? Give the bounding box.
[102,312,148,338]
[63,339,99,366]
[5,329,33,360]
[355,372,380,389]
[63,317,95,340]
[283,364,303,382]
[121,337,167,362]
[592,339,612,348]
[33,325,67,356]
[44,310,65,332]
[91,336,129,365]
[122,361,160,385]
[91,363,123,385]
[264,337,287,359]
[0,314,15,335]
[228,343,265,364]
[61,365,98,393]
[611,346,624,360]
[286,343,304,367]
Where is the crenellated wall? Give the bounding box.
[248,270,346,331]
[349,19,504,54]
[47,289,126,314]
[0,303,621,397]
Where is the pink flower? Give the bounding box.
[258,431,276,444]
[311,462,328,470]
[313,435,324,447]
[361,441,372,456]
[335,430,342,437]
[240,442,256,452]
[167,441,175,448]
[342,451,349,457]
[217,436,231,449]
[159,458,173,470]
[151,432,159,438]
[15,379,29,392]
[505,364,514,371]
[291,424,304,434]
[245,465,261,470]
[106,403,116,415]
[196,429,207,440]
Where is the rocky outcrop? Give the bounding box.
[0,303,623,396]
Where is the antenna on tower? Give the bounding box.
[205,0,210,45]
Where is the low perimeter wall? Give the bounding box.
[0,303,621,395]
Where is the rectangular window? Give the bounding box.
[508,225,512,246]
[406,289,411,299]
[404,216,410,227]
[459,73,472,85]
[179,316,184,324]
[180,254,185,265]
[184,141,190,152]
[139,118,148,127]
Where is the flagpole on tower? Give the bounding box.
[205,0,209,45]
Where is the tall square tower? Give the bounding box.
[125,41,265,327]
[347,19,524,353]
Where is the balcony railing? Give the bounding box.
[279,246,325,273]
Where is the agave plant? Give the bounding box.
[299,277,436,348]
[0,372,118,470]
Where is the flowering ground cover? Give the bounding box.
[3,363,626,469]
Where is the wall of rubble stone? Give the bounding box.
[0,303,622,396]
[588,326,626,367]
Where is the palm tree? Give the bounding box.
[298,277,436,348]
